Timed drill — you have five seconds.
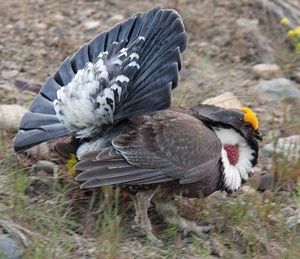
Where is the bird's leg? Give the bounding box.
[133,190,162,245]
[133,195,141,226]
[154,200,213,238]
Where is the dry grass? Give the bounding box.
[1,134,300,258]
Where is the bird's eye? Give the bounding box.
[245,122,252,129]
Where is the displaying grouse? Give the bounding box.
[14,6,262,243]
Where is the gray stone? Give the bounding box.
[27,143,51,160]
[0,83,17,95]
[247,167,273,191]
[14,78,42,93]
[252,63,282,80]
[84,20,100,30]
[31,160,58,174]
[202,92,242,109]
[0,235,21,259]
[291,70,300,84]
[50,26,62,38]
[263,135,300,160]
[254,78,300,103]
[236,18,259,32]
[286,208,300,228]
[257,171,273,191]
[0,105,27,131]
[107,14,125,24]
[1,70,18,80]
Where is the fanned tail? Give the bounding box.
[14,6,188,152]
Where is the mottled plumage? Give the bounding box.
[74,109,223,196]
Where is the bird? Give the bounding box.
[13,6,262,244]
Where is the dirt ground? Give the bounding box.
[0,0,300,258]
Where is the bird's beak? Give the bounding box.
[254,129,263,141]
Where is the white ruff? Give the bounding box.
[213,128,255,192]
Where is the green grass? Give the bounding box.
[0,137,123,258]
[1,132,300,258]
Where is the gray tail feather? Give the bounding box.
[14,6,187,152]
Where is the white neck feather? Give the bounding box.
[213,128,255,192]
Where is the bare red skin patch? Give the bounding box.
[224,144,239,165]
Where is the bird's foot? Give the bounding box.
[155,200,214,239]
[132,190,163,246]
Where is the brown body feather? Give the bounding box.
[56,109,224,198]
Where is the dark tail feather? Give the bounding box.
[113,8,187,121]
[14,6,187,152]
[14,125,70,152]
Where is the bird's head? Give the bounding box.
[192,104,262,193]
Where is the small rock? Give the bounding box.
[257,171,273,191]
[15,20,26,30]
[1,70,18,80]
[107,14,125,23]
[50,26,63,38]
[254,78,300,103]
[240,185,256,195]
[241,79,252,87]
[0,83,17,95]
[0,235,22,259]
[291,70,300,84]
[247,167,273,191]
[31,160,58,174]
[212,29,231,47]
[281,207,296,217]
[236,18,258,32]
[27,143,51,160]
[263,135,300,160]
[202,92,242,109]
[53,13,65,22]
[35,23,47,30]
[0,105,27,131]
[252,64,283,80]
[84,20,100,30]
[286,208,300,228]
[14,78,42,93]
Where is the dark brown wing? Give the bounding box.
[74,110,222,188]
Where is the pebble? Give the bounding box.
[248,167,273,191]
[252,63,282,80]
[286,208,300,228]
[84,20,100,30]
[1,70,18,80]
[236,18,258,32]
[291,70,300,84]
[254,78,300,103]
[0,235,22,259]
[14,78,42,93]
[107,14,125,23]
[258,171,273,191]
[27,143,51,160]
[240,185,256,195]
[0,104,27,131]
[202,92,242,109]
[31,160,58,174]
[0,83,16,95]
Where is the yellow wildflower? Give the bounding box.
[295,26,300,36]
[296,43,300,53]
[288,29,296,38]
[280,17,290,26]
[66,154,78,176]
